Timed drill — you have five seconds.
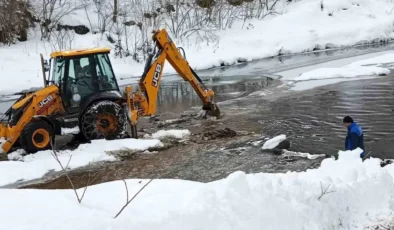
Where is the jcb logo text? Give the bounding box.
[38,95,54,108]
[152,64,162,87]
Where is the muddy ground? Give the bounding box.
[11,72,394,190]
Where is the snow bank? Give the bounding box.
[149,129,191,140]
[0,138,163,186]
[2,0,394,94]
[294,66,389,81]
[294,53,394,81]
[262,134,287,149]
[1,148,394,229]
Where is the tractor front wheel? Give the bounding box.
[20,120,54,154]
[80,100,127,141]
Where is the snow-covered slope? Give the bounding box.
[1,0,394,94]
[2,148,394,230]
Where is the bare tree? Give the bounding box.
[92,0,114,33]
[49,29,75,51]
[31,0,85,40]
[113,0,118,22]
[81,0,94,32]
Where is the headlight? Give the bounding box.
[72,94,81,102]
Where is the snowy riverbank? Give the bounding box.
[2,148,394,230]
[0,129,190,187]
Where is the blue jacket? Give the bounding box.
[345,122,365,158]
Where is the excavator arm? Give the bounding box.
[125,29,220,126]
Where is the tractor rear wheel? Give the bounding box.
[80,100,127,141]
[21,120,54,154]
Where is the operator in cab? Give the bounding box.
[343,116,366,158]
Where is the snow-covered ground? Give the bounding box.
[1,138,161,187]
[2,148,394,230]
[0,129,190,187]
[1,0,394,94]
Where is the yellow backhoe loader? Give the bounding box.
[0,29,220,154]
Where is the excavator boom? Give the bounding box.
[127,29,220,121]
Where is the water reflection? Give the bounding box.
[155,77,274,112]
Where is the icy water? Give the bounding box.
[229,75,394,159]
[16,74,394,189]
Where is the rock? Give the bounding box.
[0,153,7,161]
[149,116,160,123]
[276,139,291,150]
[272,148,283,155]
[381,159,393,167]
[56,24,90,35]
[325,43,337,49]
[196,0,215,8]
[261,138,291,155]
[313,44,325,51]
[227,0,243,6]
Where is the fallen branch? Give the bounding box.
[318,181,336,200]
[114,179,153,219]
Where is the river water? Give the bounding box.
[3,42,394,188]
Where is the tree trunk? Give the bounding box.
[113,0,118,22]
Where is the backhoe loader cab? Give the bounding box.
[48,48,121,113]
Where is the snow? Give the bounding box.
[2,148,394,229]
[2,0,394,94]
[282,150,326,160]
[262,134,287,150]
[294,66,389,81]
[0,138,163,187]
[148,129,191,140]
[293,53,394,81]
[276,50,394,91]
[61,126,80,135]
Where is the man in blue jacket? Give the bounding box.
[343,116,366,158]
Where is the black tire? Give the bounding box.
[20,120,54,154]
[80,100,127,141]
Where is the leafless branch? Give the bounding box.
[379,225,390,230]
[50,138,101,203]
[50,138,81,202]
[114,179,153,219]
[318,181,336,200]
[31,0,85,40]
[49,29,75,51]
